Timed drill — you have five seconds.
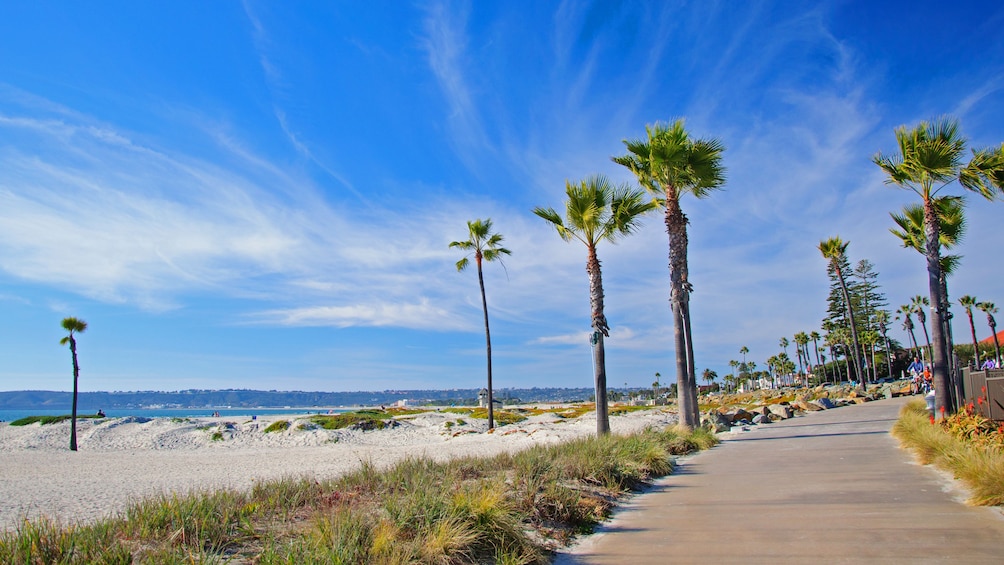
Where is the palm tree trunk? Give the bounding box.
[836,271,864,388]
[966,311,979,369]
[923,198,952,418]
[665,199,697,428]
[476,259,494,430]
[586,246,610,435]
[70,337,79,452]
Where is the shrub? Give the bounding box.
[263,420,290,434]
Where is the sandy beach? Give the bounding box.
[0,407,678,531]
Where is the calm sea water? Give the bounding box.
[0,407,352,423]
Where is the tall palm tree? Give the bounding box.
[874,310,894,380]
[896,304,920,359]
[910,295,933,363]
[614,119,726,429]
[810,330,824,381]
[978,302,1001,367]
[534,175,654,435]
[450,219,511,430]
[874,116,1004,416]
[794,332,810,384]
[891,195,967,391]
[958,295,982,367]
[819,237,864,388]
[60,317,88,452]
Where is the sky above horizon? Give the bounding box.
[1,1,1003,393]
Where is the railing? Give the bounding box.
[961,368,1004,420]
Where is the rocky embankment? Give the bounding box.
[701,381,914,432]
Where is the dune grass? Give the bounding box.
[892,399,1004,506]
[0,424,716,564]
[9,414,104,426]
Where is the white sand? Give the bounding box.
[0,408,678,531]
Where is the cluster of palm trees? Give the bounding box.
[452,119,725,434]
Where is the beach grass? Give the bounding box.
[9,414,104,426]
[0,424,716,564]
[892,399,1004,506]
[442,407,528,425]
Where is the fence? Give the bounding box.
[961,367,1004,421]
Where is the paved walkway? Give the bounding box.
[555,396,1004,564]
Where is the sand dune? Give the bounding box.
[0,408,678,530]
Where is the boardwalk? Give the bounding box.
[556,396,1004,564]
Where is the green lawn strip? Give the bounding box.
[0,426,717,564]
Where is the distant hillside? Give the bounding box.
[0,388,597,410]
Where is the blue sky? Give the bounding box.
[1,1,1002,393]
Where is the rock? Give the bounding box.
[731,408,754,422]
[752,413,770,424]
[702,411,732,433]
[814,397,837,409]
[767,403,794,419]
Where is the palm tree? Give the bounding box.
[810,331,824,381]
[702,368,717,390]
[794,332,810,385]
[896,304,920,359]
[819,237,864,388]
[874,116,1004,416]
[534,175,654,435]
[958,295,982,368]
[60,317,88,452]
[450,219,511,430]
[614,119,726,429]
[978,302,1001,367]
[911,295,932,363]
[892,196,966,383]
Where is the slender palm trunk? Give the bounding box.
[966,311,979,368]
[586,245,610,435]
[69,337,79,452]
[836,271,864,388]
[990,317,1001,366]
[905,320,920,360]
[882,331,893,380]
[665,197,697,428]
[682,301,699,424]
[923,198,951,417]
[476,257,494,430]
[919,316,932,364]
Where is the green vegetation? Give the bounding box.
[210,431,224,442]
[892,399,1004,506]
[263,420,290,433]
[0,426,717,564]
[10,414,102,426]
[442,407,527,426]
[308,410,393,430]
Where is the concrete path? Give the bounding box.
[555,396,1004,564]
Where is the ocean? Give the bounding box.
[0,406,353,423]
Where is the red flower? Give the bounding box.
[930,415,936,425]
[978,397,984,405]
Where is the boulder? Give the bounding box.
[794,399,823,412]
[767,403,794,419]
[752,413,770,424]
[702,411,732,433]
[814,397,837,409]
[731,408,754,423]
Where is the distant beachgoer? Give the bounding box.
[96,409,105,418]
[982,357,998,370]
[907,357,924,375]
